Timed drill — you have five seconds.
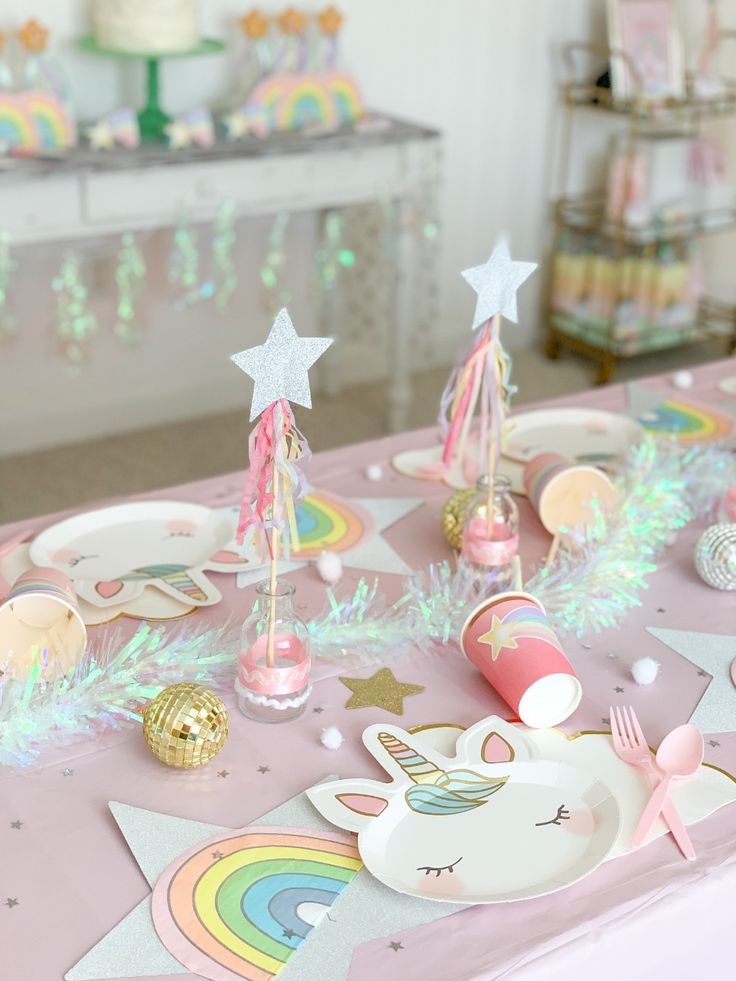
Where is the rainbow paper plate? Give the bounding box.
[637,398,734,443]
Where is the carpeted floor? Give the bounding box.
[1,342,729,524]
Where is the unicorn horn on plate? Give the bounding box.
[378,732,446,785]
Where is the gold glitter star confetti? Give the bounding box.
[241,9,269,39]
[339,668,424,715]
[278,7,306,35]
[317,6,343,35]
[18,18,48,52]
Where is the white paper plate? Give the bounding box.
[361,759,620,904]
[30,501,245,611]
[504,408,643,468]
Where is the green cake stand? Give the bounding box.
[78,36,225,142]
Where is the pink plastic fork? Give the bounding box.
[610,705,695,861]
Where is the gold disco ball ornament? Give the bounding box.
[143,683,229,769]
[441,488,475,550]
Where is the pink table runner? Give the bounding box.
[1,359,735,980]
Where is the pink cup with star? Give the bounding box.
[460,591,581,728]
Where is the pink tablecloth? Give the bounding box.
[1,359,735,981]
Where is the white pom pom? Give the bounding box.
[631,656,660,686]
[672,370,693,390]
[320,726,344,750]
[365,464,383,482]
[316,550,343,585]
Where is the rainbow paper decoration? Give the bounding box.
[293,490,372,558]
[638,398,734,443]
[0,90,76,151]
[151,826,362,981]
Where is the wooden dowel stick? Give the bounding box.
[266,464,280,668]
[545,531,561,566]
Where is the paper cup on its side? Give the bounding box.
[523,452,617,534]
[460,591,582,728]
[0,567,87,680]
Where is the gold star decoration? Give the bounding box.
[339,668,424,716]
[18,18,48,52]
[317,6,343,35]
[241,10,269,39]
[278,8,306,35]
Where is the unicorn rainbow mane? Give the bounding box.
[377,731,508,816]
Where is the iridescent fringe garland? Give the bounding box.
[0,621,236,767]
[309,437,736,659]
[3,439,732,766]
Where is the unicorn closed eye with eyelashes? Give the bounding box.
[307,717,621,904]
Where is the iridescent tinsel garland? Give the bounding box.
[0,232,18,340]
[53,251,97,367]
[114,233,146,345]
[0,621,236,767]
[308,438,736,661]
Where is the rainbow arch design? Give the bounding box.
[0,94,40,151]
[478,603,563,661]
[292,490,372,558]
[24,90,76,148]
[151,826,362,981]
[638,399,733,444]
[274,75,339,131]
[328,73,363,124]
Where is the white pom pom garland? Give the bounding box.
[631,656,660,686]
[320,726,344,750]
[366,464,383,482]
[316,550,343,585]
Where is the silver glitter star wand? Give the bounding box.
[230,308,333,665]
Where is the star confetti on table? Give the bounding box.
[339,668,424,716]
[647,627,736,732]
[389,941,404,951]
[614,687,625,694]
[461,238,537,329]
[709,740,721,748]
[217,769,229,778]
[313,706,324,714]
[230,308,333,421]
[10,820,22,829]
[257,765,270,774]
[5,898,19,908]
[62,767,74,777]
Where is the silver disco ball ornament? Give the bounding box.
[694,523,736,590]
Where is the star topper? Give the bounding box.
[462,238,537,330]
[230,308,333,421]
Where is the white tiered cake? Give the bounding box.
[93,0,200,54]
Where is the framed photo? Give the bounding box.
[607,0,685,103]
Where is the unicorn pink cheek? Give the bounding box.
[563,809,596,836]
[415,872,467,897]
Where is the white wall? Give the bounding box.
[1,1,732,454]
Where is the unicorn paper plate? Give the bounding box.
[30,501,247,614]
[308,717,621,904]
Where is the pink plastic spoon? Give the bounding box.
[632,724,704,849]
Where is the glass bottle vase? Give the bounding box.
[236,579,311,723]
[460,473,520,596]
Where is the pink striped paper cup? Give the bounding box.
[0,567,87,680]
[460,591,582,728]
[523,452,617,534]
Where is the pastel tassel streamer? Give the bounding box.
[53,251,97,366]
[212,201,238,310]
[237,398,311,560]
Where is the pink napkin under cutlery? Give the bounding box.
[610,706,696,861]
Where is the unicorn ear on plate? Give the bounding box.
[306,778,390,833]
[454,715,534,766]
